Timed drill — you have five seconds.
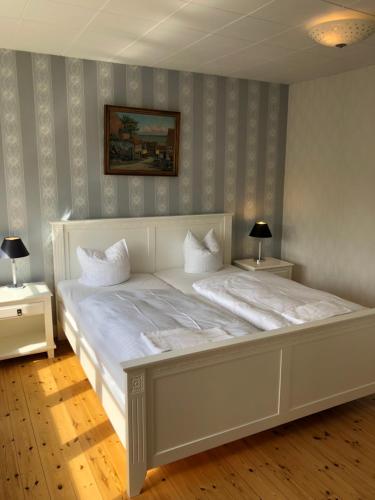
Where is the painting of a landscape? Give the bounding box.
[104,105,180,176]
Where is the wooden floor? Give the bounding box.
[1,343,375,500]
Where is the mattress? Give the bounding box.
[154,265,240,295]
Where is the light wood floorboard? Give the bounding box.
[0,342,374,500]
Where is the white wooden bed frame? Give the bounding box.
[51,214,375,497]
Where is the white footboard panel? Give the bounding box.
[150,347,281,464]
[123,309,375,495]
[287,317,375,416]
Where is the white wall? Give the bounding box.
[282,65,375,307]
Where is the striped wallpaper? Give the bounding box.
[0,49,288,287]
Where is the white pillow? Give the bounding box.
[184,229,223,274]
[77,239,131,287]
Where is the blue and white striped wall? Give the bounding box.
[0,49,288,286]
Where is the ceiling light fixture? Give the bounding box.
[309,18,375,48]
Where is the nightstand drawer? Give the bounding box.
[0,302,44,320]
[267,268,292,279]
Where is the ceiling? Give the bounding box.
[1,0,375,83]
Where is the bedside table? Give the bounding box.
[234,257,294,279]
[0,283,55,361]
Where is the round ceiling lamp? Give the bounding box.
[309,18,375,48]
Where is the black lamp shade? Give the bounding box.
[249,221,272,239]
[1,237,29,259]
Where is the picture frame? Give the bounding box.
[104,105,180,176]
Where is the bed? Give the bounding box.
[51,213,375,497]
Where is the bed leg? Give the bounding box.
[126,370,148,497]
[127,462,147,497]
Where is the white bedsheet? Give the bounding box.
[193,270,364,331]
[76,289,259,391]
[154,265,240,295]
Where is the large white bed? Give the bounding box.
[51,214,375,497]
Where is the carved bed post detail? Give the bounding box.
[126,370,147,497]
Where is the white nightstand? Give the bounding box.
[0,283,55,361]
[234,257,294,280]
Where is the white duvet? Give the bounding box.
[193,270,363,331]
[77,289,258,389]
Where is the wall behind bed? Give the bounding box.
[0,49,288,286]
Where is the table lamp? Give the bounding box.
[1,236,29,288]
[249,221,272,264]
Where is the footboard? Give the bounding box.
[123,309,375,497]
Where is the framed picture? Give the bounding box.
[104,105,180,176]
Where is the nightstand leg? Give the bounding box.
[45,297,55,359]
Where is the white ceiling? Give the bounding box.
[1,0,375,83]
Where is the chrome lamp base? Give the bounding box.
[254,239,265,265]
[6,259,24,288]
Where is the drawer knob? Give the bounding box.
[17,309,22,317]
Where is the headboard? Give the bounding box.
[51,213,233,285]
